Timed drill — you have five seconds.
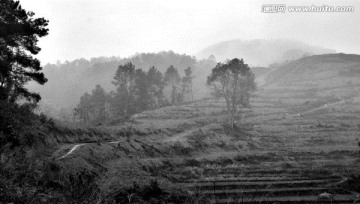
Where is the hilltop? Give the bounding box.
[265,53,360,85]
[196,39,336,66]
[262,53,360,103]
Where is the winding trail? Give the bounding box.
[56,144,85,160]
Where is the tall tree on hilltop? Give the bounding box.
[164,65,180,104]
[91,84,110,122]
[207,58,256,129]
[147,66,164,108]
[76,92,92,124]
[112,62,136,116]
[133,69,150,112]
[0,0,49,103]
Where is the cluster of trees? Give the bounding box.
[29,51,199,113]
[75,62,194,124]
[74,85,110,124]
[75,58,257,129]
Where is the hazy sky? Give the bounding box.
[20,0,360,64]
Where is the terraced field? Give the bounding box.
[163,71,360,203]
[55,85,360,202]
[178,155,360,203]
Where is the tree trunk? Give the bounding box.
[230,111,234,129]
[190,81,193,101]
[172,85,176,104]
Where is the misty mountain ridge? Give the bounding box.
[196,39,336,66]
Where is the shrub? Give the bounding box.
[214,157,233,166]
[0,100,103,203]
[184,158,202,167]
[113,180,188,204]
[0,100,45,150]
[340,123,351,128]
[172,142,192,155]
[180,167,203,180]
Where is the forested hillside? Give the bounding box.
[28,51,217,119]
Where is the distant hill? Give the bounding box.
[265,53,360,85]
[196,39,336,66]
[258,53,360,103]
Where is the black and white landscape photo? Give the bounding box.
[1,0,360,203]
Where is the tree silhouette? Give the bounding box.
[164,65,180,104]
[91,84,110,122]
[112,62,136,115]
[0,0,49,102]
[207,58,256,129]
[76,92,92,124]
[147,66,165,108]
[182,67,194,101]
[133,69,150,112]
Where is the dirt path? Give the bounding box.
[300,100,345,115]
[56,144,85,160]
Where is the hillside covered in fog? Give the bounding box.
[28,39,338,119]
[27,45,343,120]
[28,51,217,119]
[196,39,336,66]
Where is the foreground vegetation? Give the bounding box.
[0,101,192,203]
